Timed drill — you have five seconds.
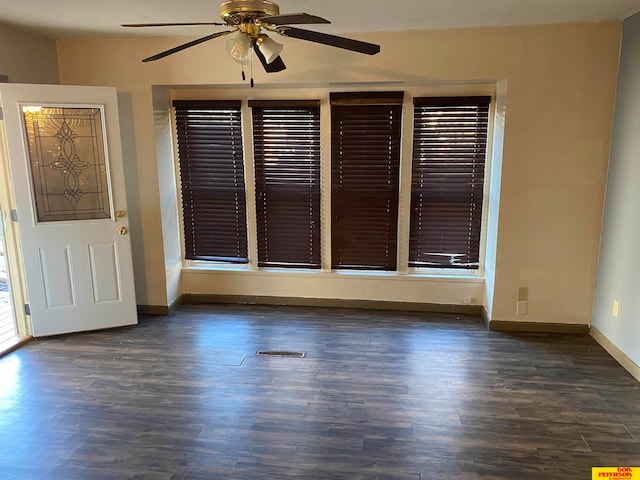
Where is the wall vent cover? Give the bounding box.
[256,350,306,358]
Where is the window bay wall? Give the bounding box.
[172,85,495,308]
[56,22,621,325]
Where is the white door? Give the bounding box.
[0,83,137,337]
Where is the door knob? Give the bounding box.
[118,227,127,235]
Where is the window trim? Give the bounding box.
[249,100,322,269]
[330,91,405,272]
[172,99,249,264]
[171,85,495,279]
[408,96,491,271]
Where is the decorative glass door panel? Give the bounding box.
[22,106,111,222]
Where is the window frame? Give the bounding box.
[408,96,492,272]
[172,86,494,279]
[173,99,249,264]
[330,91,404,272]
[249,99,322,269]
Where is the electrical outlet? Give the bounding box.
[517,301,528,315]
[463,296,472,305]
[517,287,529,302]
[612,300,619,317]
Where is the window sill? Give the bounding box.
[183,264,484,282]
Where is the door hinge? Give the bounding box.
[0,106,3,120]
[24,304,30,316]
[11,209,17,222]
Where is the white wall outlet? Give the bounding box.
[516,301,528,315]
[517,287,529,302]
[516,287,528,315]
[612,300,619,317]
[463,296,472,305]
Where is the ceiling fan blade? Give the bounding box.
[277,27,380,55]
[253,45,287,73]
[122,22,225,27]
[142,31,233,62]
[260,13,330,25]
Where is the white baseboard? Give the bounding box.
[591,326,640,383]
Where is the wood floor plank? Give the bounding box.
[1,303,639,479]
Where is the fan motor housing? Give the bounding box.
[220,0,280,24]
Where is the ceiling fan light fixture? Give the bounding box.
[257,35,283,64]
[225,31,251,63]
[127,0,381,71]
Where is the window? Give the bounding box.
[409,96,491,269]
[173,91,492,275]
[330,92,404,271]
[250,100,321,268]
[173,100,248,263]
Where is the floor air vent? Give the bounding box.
[256,350,306,358]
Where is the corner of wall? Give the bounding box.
[483,79,508,321]
[152,85,183,306]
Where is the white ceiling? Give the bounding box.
[1,0,640,39]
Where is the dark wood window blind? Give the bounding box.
[409,96,491,269]
[173,100,248,263]
[250,100,321,268]
[330,92,404,271]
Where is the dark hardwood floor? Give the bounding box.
[1,304,639,479]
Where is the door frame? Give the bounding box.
[0,113,30,339]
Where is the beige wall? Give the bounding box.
[56,22,620,325]
[0,23,58,84]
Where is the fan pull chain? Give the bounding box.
[250,47,255,88]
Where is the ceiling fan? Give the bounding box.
[122,0,381,74]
